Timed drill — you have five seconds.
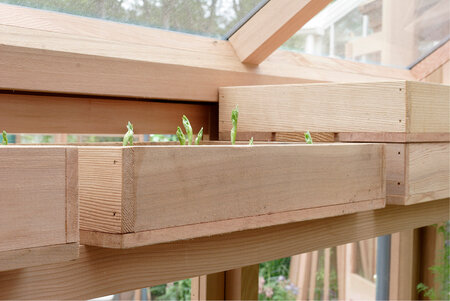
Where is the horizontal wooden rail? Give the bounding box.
[0,92,214,134]
[0,199,448,299]
[0,4,414,101]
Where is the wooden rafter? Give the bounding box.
[229,0,332,65]
[0,3,414,102]
[411,40,450,80]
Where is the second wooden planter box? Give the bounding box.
[79,143,385,248]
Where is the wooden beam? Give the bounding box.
[225,265,259,300]
[0,4,414,101]
[411,41,450,80]
[0,199,447,300]
[0,92,213,134]
[229,0,332,64]
[191,272,225,301]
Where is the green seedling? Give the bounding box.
[182,115,193,145]
[304,131,313,144]
[2,130,8,145]
[195,127,203,145]
[249,137,254,145]
[123,121,134,146]
[176,126,186,145]
[231,105,239,145]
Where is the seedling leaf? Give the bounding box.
[182,115,193,145]
[176,126,186,145]
[231,105,239,145]
[2,130,7,145]
[249,137,253,145]
[195,127,203,145]
[123,122,134,146]
[305,131,313,144]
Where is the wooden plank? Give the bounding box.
[386,143,450,205]
[0,147,68,252]
[0,146,79,271]
[389,230,420,300]
[336,245,346,300]
[228,0,332,64]
[0,199,447,300]
[191,272,225,301]
[0,243,78,272]
[225,265,259,300]
[80,199,385,248]
[0,4,415,101]
[308,251,319,300]
[78,143,385,245]
[411,41,450,80]
[323,248,331,300]
[219,81,449,137]
[0,92,212,134]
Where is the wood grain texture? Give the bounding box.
[0,243,78,272]
[80,199,385,248]
[0,147,67,252]
[191,272,225,301]
[0,199,447,300]
[225,265,259,300]
[78,143,385,236]
[0,92,212,134]
[229,0,332,64]
[65,148,79,243]
[0,4,414,101]
[386,143,449,205]
[219,81,449,136]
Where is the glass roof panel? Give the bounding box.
[282,0,450,68]
[0,0,266,39]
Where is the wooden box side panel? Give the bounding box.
[407,81,450,133]
[0,147,67,252]
[406,143,450,204]
[219,81,407,133]
[79,148,124,233]
[385,144,408,205]
[65,148,79,243]
[133,144,385,232]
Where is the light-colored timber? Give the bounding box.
[385,143,449,205]
[219,81,449,138]
[0,4,414,101]
[0,146,79,271]
[78,143,385,247]
[228,0,332,65]
[0,199,447,300]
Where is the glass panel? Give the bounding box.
[0,0,264,38]
[282,0,450,68]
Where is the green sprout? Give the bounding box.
[195,127,203,145]
[182,115,193,145]
[177,116,203,145]
[305,131,313,144]
[122,122,134,146]
[2,130,8,145]
[176,126,186,145]
[231,105,239,145]
[249,137,254,145]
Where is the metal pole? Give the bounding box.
[376,234,391,300]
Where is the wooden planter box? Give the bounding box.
[79,143,385,248]
[386,143,449,205]
[0,146,79,271]
[219,81,449,205]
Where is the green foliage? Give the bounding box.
[231,105,239,145]
[304,131,313,144]
[2,130,7,145]
[417,222,450,300]
[176,126,186,145]
[176,116,203,145]
[122,121,134,146]
[150,279,191,301]
[249,137,254,145]
[194,127,203,145]
[259,258,297,301]
[182,115,193,145]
